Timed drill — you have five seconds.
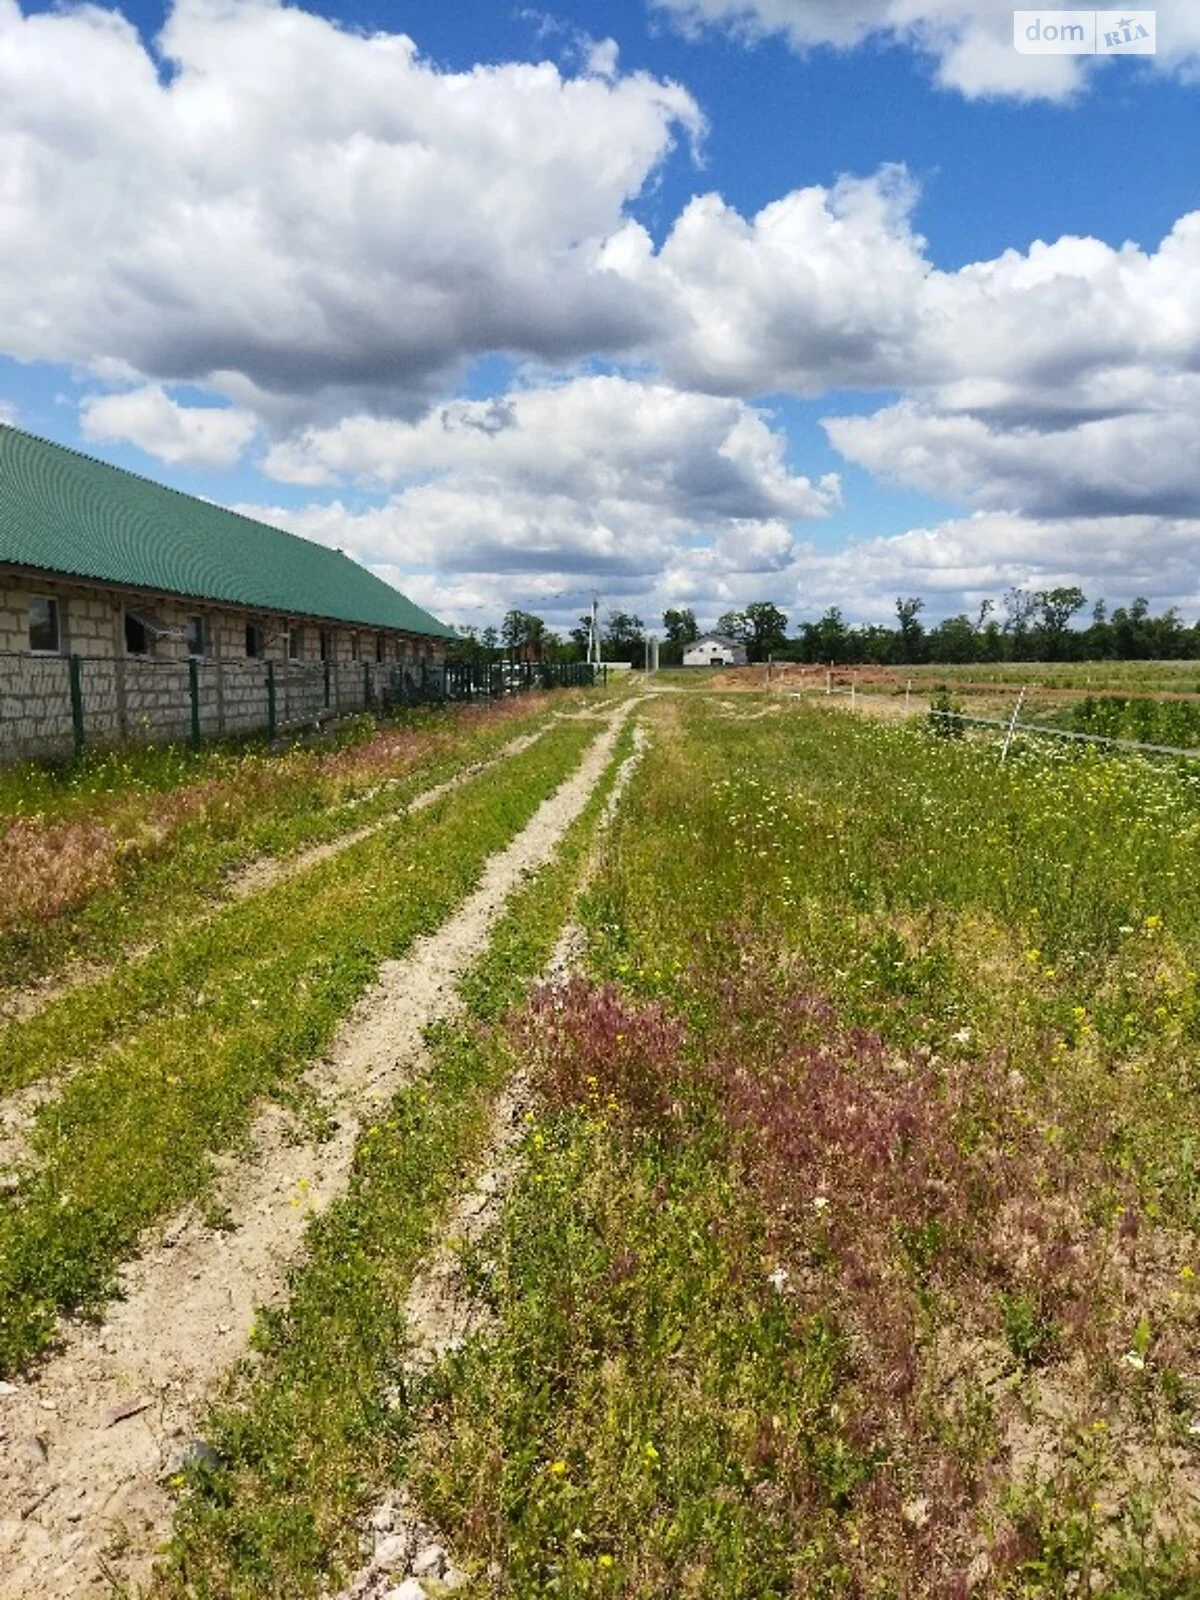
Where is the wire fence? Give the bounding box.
[929,708,1200,763]
[0,652,604,764]
[790,681,1200,764]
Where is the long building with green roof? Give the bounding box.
[0,423,454,658]
[0,424,457,758]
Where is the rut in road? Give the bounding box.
[0,703,635,1600]
[330,720,650,1600]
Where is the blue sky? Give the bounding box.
[1,0,1198,632]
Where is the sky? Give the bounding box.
[1,0,1198,636]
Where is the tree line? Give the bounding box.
[450,590,1200,669]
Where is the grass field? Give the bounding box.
[3,687,1199,1598]
[390,695,1200,1598]
[900,661,1200,696]
[0,691,586,997]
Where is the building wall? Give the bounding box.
[682,639,748,667]
[0,573,448,761]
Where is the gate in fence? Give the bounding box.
[0,652,604,764]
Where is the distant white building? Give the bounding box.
[682,633,748,668]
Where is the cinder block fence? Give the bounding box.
[0,652,602,764]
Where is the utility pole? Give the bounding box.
[587,593,601,669]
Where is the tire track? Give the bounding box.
[0,704,634,1600]
[329,718,649,1600]
[0,726,553,1032]
[0,728,552,1178]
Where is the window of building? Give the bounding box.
[186,615,205,657]
[125,610,151,655]
[289,625,303,661]
[245,623,264,659]
[320,627,332,662]
[28,596,62,654]
[375,634,385,664]
[350,633,360,662]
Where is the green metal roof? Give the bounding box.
[0,424,455,639]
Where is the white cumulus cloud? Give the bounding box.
[638,167,929,395]
[2,2,1198,626]
[253,375,838,581]
[652,0,1200,100]
[80,385,257,468]
[0,0,700,418]
[782,510,1200,622]
[825,399,1200,519]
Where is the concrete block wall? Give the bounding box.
[0,654,76,759]
[278,665,329,728]
[123,658,194,746]
[0,578,119,657]
[79,657,121,747]
[0,575,448,763]
[219,660,271,736]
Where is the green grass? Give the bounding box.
[0,720,598,1375]
[0,694,581,995]
[148,720,638,1598]
[0,711,563,1101]
[416,1104,865,1599]
[0,728,291,826]
[1040,694,1200,750]
[897,660,1200,696]
[401,696,1200,1596]
[15,691,1200,1593]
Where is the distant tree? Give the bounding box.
[660,607,699,666]
[501,609,548,660]
[807,607,849,665]
[1082,601,1113,661]
[1003,588,1039,659]
[1034,586,1087,659]
[978,618,1006,662]
[480,625,499,657]
[927,614,979,664]
[539,631,571,663]
[743,601,789,662]
[603,610,646,668]
[1147,606,1186,659]
[663,607,699,643]
[854,624,895,665]
[716,610,753,646]
[1111,598,1151,660]
[447,625,484,663]
[893,596,926,663]
[565,614,596,662]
